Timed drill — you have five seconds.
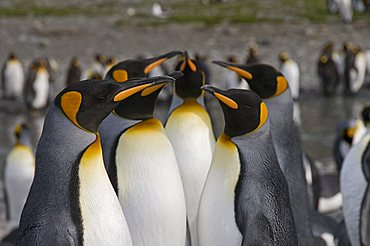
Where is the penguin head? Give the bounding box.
[71,57,80,67]
[202,85,268,138]
[105,51,181,82]
[55,77,166,133]
[113,71,183,120]
[174,52,205,100]
[213,61,289,99]
[278,51,289,63]
[361,105,370,126]
[14,123,31,144]
[8,52,17,61]
[95,54,107,65]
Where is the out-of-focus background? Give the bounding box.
[0,0,369,240]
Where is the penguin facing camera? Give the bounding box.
[1,53,24,100]
[278,51,300,101]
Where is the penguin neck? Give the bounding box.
[264,89,294,131]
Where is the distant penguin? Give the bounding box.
[334,119,357,171]
[65,57,82,87]
[279,51,300,100]
[83,54,106,80]
[353,105,370,145]
[24,59,50,110]
[213,61,317,245]
[3,123,34,232]
[198,85,297,246]
[100,71,187,246]
[165,53,215,246]
[103,57,117,77]
[341,124,370,246]
[100,50,181,186]
[345,45,367,95]
[318,43,340,97]
[1,53,24,99]
[17,78,134,245]
[245,46,260,65]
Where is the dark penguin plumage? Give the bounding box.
[198,86,297,245]
[318,43,340,97]
[99,50,181,190]
[213,61,318,245]
[65,57,82,87]
[16,78,147,245]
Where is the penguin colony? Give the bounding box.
[0,47,370,246]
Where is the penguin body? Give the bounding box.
[318,52,340,97]
[348,50,366,94]
[17,79,134,245]
[165,54,215,246]
[198,87,297,246]
[24,60,50,110]
[116,118,187,246]
[65,57,82,86]
[99,69,186,246]
[213,61,316,244]
[1,53,24,99]
[3,124,34,231]
[341,132,370,246]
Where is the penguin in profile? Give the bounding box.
[213,61,317,244]
[2,123,34,236]
[24,59,50,110]
[278,51,300,101]
[100,71,187,246]
[100,50,182,186]
[16,78,151,245]
[318,43,340,97]
[65,56,82,87]
[198,85,297,246]
[341,113,370,246]
[1,53,24,100]
[165,53,215,246]
[344,44,367,95]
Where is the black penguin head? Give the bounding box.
[105,51,182,82]
[56,77,164,133]
[174,52,205,99]
[8,52,17,60]
[278,51,289,63]
[14,123,30,142]
[361,105,370,125]
[113,71,183,120]
[71,57,80,67]
[202,85,268,138]
[212,61,288,99]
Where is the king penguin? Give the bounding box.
[65,56,82,87]
[3,123,35,233]
[341,105,370,246]
[100,70,187,246]
[198,85,297,246]
[15,78,156,245]
[164,53,215,246]
[24,59,50,110]
[99,50,182,188]
[1,53,24,100]
[212,61,317,245]
[278,52,300,101]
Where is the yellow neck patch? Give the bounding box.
[227,66,253,80]
[144,58,166,74]
[81,134,102,165]
[274,76,288,96]
[61,91,83,128]
[113,69,128,82]
[217,133,236,149]
[114,84,152,102]
[141,83,166,96]
[214,92,238,109]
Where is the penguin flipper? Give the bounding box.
[360,186,370,245]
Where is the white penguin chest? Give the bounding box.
[116,119,186,246]
[79,137,132,246]
[32,70,49,109]
[198,135,242,246]
[4,61,24,96]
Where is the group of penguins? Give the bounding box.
[1,50,370,246]
[318,41,370,97]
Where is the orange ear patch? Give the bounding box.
[187,59,197,72]
[275,76,288,96]
[214,92,238,109]
[113,69,128,82]
[256,102,268,130]
[114,84,152,102]
[144,58,166,74]
[61,91,83,127]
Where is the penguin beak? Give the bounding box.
[141,71,183,97]
[201,85,238,109]
[113,75,178,102]
[179,52,197,72]
[144,51,182,74]
[212,61,253,80]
